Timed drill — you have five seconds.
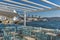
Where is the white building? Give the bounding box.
[13,16,19,21]
[0,15,6,21]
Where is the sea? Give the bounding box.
[26,21,60,29]
[0,21,60,29]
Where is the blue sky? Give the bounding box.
[27,10,60,17]
[17,9,60,17]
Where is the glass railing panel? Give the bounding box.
[0,25,60,40]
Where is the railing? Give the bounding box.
[0,25,60,40]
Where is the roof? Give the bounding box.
[0,0,60,12]
[0,11,19,18]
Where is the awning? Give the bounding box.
[0,0,60,12]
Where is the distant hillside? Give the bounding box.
[42,17,60,21]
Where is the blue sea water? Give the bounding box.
[0,21,60,29]
[27,21,60,29]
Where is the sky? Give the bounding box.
[27,10,60,17]
[17,9,60,17]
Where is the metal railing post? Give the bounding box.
[24,11,27,27]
